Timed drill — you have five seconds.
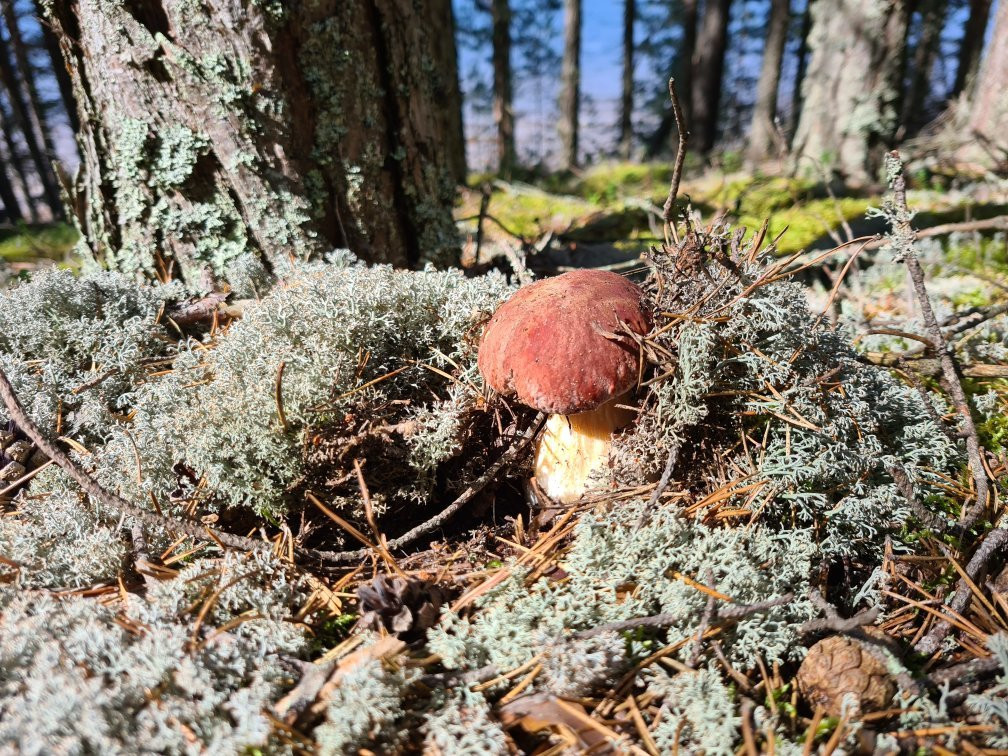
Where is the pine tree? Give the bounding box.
[619,0,636,159]
[491,0,516,177]
[746,0,791,163]
[690,0,734,153]
[0,11,61,217]
[791,0,910,184]
[558,0,582,169]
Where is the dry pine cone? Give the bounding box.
[356,574,446,639]
[796,635,896,717]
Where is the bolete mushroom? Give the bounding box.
[477,269,652,503]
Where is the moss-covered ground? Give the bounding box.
[459,162,1008,261]
[0,223,78,264]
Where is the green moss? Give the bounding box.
[455,185,602,239]
[939,234,1008,275]
[568,162,673,203]
[0,223,79,263]
[739,197,873,254]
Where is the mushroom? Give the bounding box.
[477,269,652,503]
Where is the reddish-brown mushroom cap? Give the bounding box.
[477,269,652,414]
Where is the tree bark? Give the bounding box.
[790,0,911,185]
[0,14,61,217]
[951,0,992,99]
[788,0,814,141]
[746,0,790,163]
[901,0,945,135]
[432,0,467,183]
[492,0,516,178]
[619,0,635,159]
[44,0,460,288]
[2,4,63,218]
[34,0,79,133]
[690,0,734,153]
[558,0,581,169]
[968,0,1008,144]
[644,0,697,158]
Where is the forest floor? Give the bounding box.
[4,162,1008,752]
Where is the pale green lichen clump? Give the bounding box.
[611,219,961,560]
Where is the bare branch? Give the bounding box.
[661,77,689,245]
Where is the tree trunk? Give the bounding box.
[44,0,460,289]
[2,4,63,219]
[0,97,37,222]
[558,0,581,169]
[690,0,733,153]
[34,1,79,134]
[951,0,992,98]
[492,0,516,178]
[0,143,24,223]
[644,0,697,158]
[788,0,814,141]
[432,0,467,183]
[790,0,910,185]
[968,0,1008,145]
[616,0,633,160]
[746,0,790,163]
[0,16,61,217]
[901,0,945,136]
[619,0,635,160]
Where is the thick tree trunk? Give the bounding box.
[44,0,460,289]
[432,0,467,183]
[0,18,61,217]
[951,0,992,98]
[34,1,79,133]
[790,0,910,185]
[492,0,516,178]
[2,4,63,218]
[746,0,790,163]
[0,98,37,222]
[968,0,1008,144]
[558,0,581,169]
[901,0,945,135]
[644,0,697,158]
[690,0,733,153]
[619,0,635,159]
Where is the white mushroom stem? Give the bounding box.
[533,395,636,503]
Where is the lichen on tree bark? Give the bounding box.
[790,0,909,185]
[45,0,460,290]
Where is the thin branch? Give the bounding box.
[301,413,546,567]
[0,365,266,553]
[661,77,688,245]
[574,593,793,640]
[886,152,989,533]
[916,527,1008,655]
[862,214,1008,250]
[799,588,881,635]
[275,360,289,433]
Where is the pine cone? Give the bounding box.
[796,635,896,717]
[356,574,447,639]
[0,421,45,488]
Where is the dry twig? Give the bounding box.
[661,77,688,246]
[0,364,266,553]
[886,151,989,536]
[574,593,793,640]
[302,412,547,567]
